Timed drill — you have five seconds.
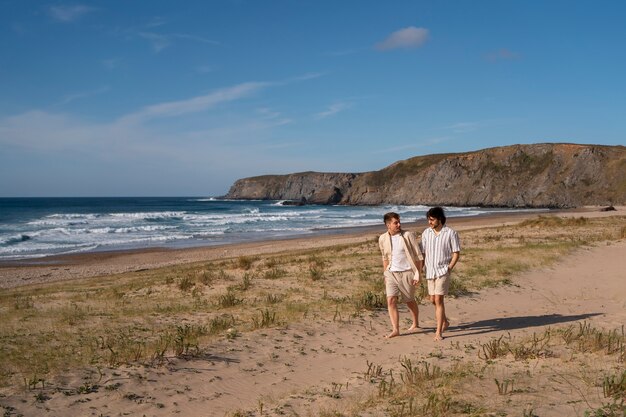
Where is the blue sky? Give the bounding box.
[1,1,625,197]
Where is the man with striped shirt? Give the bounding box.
[420,207,461,341]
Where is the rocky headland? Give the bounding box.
[225,143,626,208]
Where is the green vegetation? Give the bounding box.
[0,214,625,416]
[346,323,625,417]
[366,153,451,186]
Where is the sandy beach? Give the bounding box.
[0,207,598,289]
[0,207,625,417]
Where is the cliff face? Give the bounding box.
[225,172,357,204]
[225,143,626,207]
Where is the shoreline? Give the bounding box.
[0,206,548,264]
[1,206,625,416]
[0,206,621,290]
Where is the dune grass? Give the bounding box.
[0,214,625,406]
[337,322,625,417]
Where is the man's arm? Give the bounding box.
[449,251,460,271]
[379,234,389,273]
[406,231,424,270]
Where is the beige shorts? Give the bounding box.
[384,270,416,303]
[427,272,451,296]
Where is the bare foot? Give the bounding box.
[434,333,444,341]
[443,319,450,331]
[406,325,420,333]
[385,330,400,339]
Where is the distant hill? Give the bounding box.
[225,143,626,208]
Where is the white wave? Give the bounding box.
[110,211,186,220]
[46,213,101,219]
[27,219,83,226]
[183,213,294,226]
[0,234,32,245]
[0,244,101,260]
[0,241,95,255]
[88,225,177,234]
[238,227,313,233]
[192,231,227,237]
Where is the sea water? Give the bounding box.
[0,197,535,261]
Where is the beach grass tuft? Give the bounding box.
[0,212,625,414]
[251,309,278,329]
[236,256,256,270]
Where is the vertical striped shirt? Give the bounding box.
[420,225,461,279]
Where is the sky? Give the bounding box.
[1,1,625,197]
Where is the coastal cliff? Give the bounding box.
[225,143,626,207]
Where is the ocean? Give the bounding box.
[0,197,536,261]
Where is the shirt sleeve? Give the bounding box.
[450,230,461,252]
[378,234,387,260]
[409,231,424,260]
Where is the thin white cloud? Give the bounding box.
[439,119,516,134]
[48,4,97,22]
[56,86,110,105]
[375,27,429,51]
[315,102,351,119]
[195,64,214,74]
[0,110,103,150]
[144,16,167,28]
[102,58,122,70]
[485,48,521,62]
[172,33,219,45]
[118,82,269,125]
[0,76,310,159]
[12,23,27,35]
[139,32,171,52]
[0,76,328,196]
[282,72,327,84]
[443,122,480,134]
[139,31,219,52]
[262,141,304,150]
[256,107,282,120]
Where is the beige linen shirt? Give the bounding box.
[378,230,424,276]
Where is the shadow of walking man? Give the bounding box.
[446,313,602,338]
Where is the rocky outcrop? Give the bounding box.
[225,172,357,204]
[225,143,626,207]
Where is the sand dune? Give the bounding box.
[0,207,624,416]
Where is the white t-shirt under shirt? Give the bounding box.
[389,234,412,272]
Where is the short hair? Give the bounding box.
[426,206,446,225]
[383,212,400,224]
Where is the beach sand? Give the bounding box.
[0,207,624,416]
[0,206,613,290]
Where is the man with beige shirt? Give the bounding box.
[378,212,424,339]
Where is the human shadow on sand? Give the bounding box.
[445,313,602,338]
[170,353,240,373]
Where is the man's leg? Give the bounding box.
[386,296,400,338]
[433,295,446,341]
[406,300,420,331]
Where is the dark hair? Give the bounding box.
[426,207,446,225]
[383,212,400,224]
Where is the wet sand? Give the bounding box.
[0,206,619,289]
